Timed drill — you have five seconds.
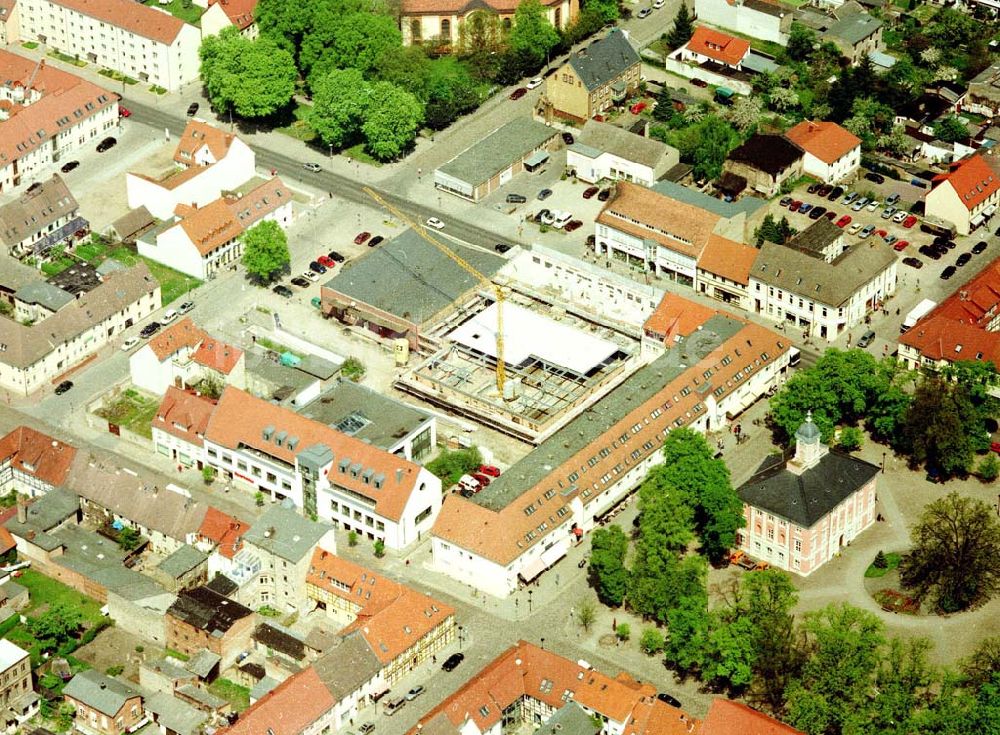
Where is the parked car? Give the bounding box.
[96,136,117,152]
[186,102,199,116]
[851,198,868,212]
[865,171,885,184]
[471,472,492,487]
[886,193,901,206]
[941,265,957,280]
[478,465,501,477]
[562,132,575,145]
[809,206,827,220]
[893,240,909,252]
[354,231,371,245]
[178,301,195,314]
[303,162,322,172]
[842,192,858,204]
[273,284,294,298]
[828,186,844,201]
[552,211,573,229]
[798,202,813,214]
[637,7,651,17]
[328,250,346,262]
[565,219,583,232]
[539,209,555,225]
[509,87,527,100]
[779,196,793,207]
[119,106,132,117]
[807,183,821,194]
[875,229,887,238]
[902,215,918,228]
[317,255,336,268]
[54,380,74,395]
[597,189,611,201]
[788,200,802,212]
[918,245,942,260]
[881,207,896,219]
[973,240,989,254]
[629,102,647,115]
[583,186,599,199]
[691,78,709,88]
[836,215,852,228]
[653,0,664,7]
[860,224,876,238]
[866,200,880,212]
[824,210,838,220]
[527,77,543,89]
[537,188,553,200]
[892,210,908,223]
[309,261,327,274]
[291,277,311,288]
[902,256,924,269]
[406,687,425,702]
[139,322,161,338]
[957,252,972,267]
[162,308,178,323]
[442,653,465,672]
[60,160,80,173]
[857,329,876,348]
[495,243,512,253]
[425,217,445,229]
[368,236,384,248]
[359,724,375,735]
[818,184,833,197]
[303,271,319,283]
[657,693,683,708]
[884,234,898,246]
[120,337,140,352]
[848,222,863,235]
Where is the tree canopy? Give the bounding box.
[241,220,290,283]
[199,28,297,118]
[589,526,629,607]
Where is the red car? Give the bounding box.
[564,220,583,232]
[317,255,336,268]
[902,215,918,228]
[629,102,647,115]
[691,78,708,88]
[583,186,599,199]
[471,472,492,487]
[824,210,837,220]
[509,87,527,101]
[354,231,371,245]
[875,229,887,238]
[789,200,802,212]
[836,215,852,228]
[119,106,132,117]
[478,465,501,477]
[893,240,910,251]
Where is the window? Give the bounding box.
[440,18,451,37]
[794,539,802,552]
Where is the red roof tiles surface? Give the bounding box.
[699,700,804,735]
[931,153,1000,212]
[0,426,78,489]
[173,120,236,166]
[207,0,256,29]
[152,386,217,446]
[198,505,247,559]
[697,236,760,286]
[50,0,186,44]
[785,121,861,165]
[147,317,205,361]
[220,667,335,735]
[685,26,751,67]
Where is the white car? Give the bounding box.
[866,200,880,212]
[653,0,664,7]
[303,271,319,283]
[426,217,445,230]
[527,77,543,90]
[303,162,322,172]
[892,210,908,223]
[552,211,573,228]
[162,308,178,323]
[120,336,140,352]
[637,7,652,17]
[848,222,863,235]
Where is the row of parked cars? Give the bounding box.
[457,464,502,497]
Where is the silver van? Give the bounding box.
[383,697,406,716]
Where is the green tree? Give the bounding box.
[754,214,797,247]
[241,220,290,284]
[373,539,385,557]
[873,550,888,569]
[348,530,359,547]
[425,446,484,485]
[666,3,694,49]
[701,614,756,689]
[373,45,433,100]
[341,357,366,382]
[661,556,709,673]
[933,115,969,143]
[979,452,1000,482]
[589,526,629,607]
[640,628,664,655]
[837,427,864,452]
[669,116,741,180]
[362,82,424,161]
[616,623,630,641]
[308,13,402,79]
[202,466,216,485]
[29,604,82,652]
[962,636,1000,689]
[785,22,817,62]
[869,637,936,734]
[577,600,596,631]
[117,526,140,552]
[199,28,296,118]
[425,58,484,130]
[901,376,980,476]
[900,492,1000,612]
[308,68,369,148]
[507,0,560,71]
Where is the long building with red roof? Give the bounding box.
[925,151,1000,235]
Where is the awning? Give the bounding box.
[985,204,998,217]
[524,150,550,167]
[540,544,567,568]
[971,212,986,228]
[518,556,547,583]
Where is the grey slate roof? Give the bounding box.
[4,487,79,547]
[297,379,433,453]
[0,174,79,249]
[167,586,253,634]
[243,503,330,563]
[750,240,897,308]
[96,258,128,277]
[537,703,602,735]
[145,692,208,735]
[312,632,382,700]
[437,118,558,186]
[323,228,505,327]
[572,119,676,168]
[0,254,42,293]
[788,218,842,255]
[184,650,221,679]
[109,207,155,241]
[568,28,640,91]
[156,544,208,579]
[825,12,882,46]
[15,281,74,312]
[249,677,279,702]
[738,451,879,527]
[296,354,338,380]
[651,180,765,217]
[63,671,138,716]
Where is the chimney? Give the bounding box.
[16,502,26,524]
[396,469,403,483]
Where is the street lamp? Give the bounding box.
[881,452,887,474]
[527,589,533,613]
[540,637,545,650]
[458,625,464,650]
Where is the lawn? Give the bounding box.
[276,103,317,143]
[865,552,902,578]
[209,679,251,712]
[73,238,201,306]
[47,50,87,67]
[98,68,139,86]
[19,570,105,624]
[255,336,304,360]
[142,0,203,24]
[21,41,39,50]
[344,143,380,167]
[95,389,160,438]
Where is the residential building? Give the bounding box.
[0,426,77,498]
[204,388,443,549]
[594,181,752,286]
[306,550,456,685]
[695,235,761,311]
[784,120,862,184]
[126,121,256,220]
[925,152,1000,235]
[130,317,245,395]
[166,586,255,669]
[431,300,791,597]
[967,62,1000,117]
[400,0,576,48]
[539,28,641,122]
[676,25,751,70]
[567,119,679,186]
[408,641,697,735]
[321,228,505,351]
[0,640,37,725]
[200,0,258,38]
[137,177,291,280]
[144,691,209,735]
[151,387,217,470]
[700,699,804,735]
[0,262,160,396]
[822,8,882,65]
[0,174,84,258]
[748,219,897,341]
[63,671,145,735]
[194,505,247,578]
[898,256,1000,370]
[18,0,201,91]
[225,503,336,612]
[0,51,117,193]
[737,413,878,574]
[433,118,559,201]
[723,133,804,198]
[0,0,20,44]
[693,0,791,45]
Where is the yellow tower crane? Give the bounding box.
[363,187,507,396]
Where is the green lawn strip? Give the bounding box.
[209,679,251,712]
[143,0,203,24]
[255,336,304,359]
[164,648,190,661]
[343,143,381,167]
[19,570,105,624]
[21,42,39,50]
[864,552,902,578]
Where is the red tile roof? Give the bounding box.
[198,506,248,559]
[191,336,243,375]
[50,0,186,44]
[0,526,14,556]
[219,667,335,735]
[173,120,236,166]
[686,26,751,67]
[785,121,861,165]
[643,293,718,343]
[899,256,1000,365]
[205,388,423,522]
[152,386,217,446]
[699,700,804,735]
[146,317,205,361]
[225,176,289,229]
[175,199,242,256]
[306,550,454,664]
[697,235,760,285]
[931,153,1000,212]
[207,0,256,29]
[0,426,78,489]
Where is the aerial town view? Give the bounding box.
[0,0,999,732]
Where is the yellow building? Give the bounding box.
[400,0,577,50]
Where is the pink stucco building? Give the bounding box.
[736,413,878,575]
